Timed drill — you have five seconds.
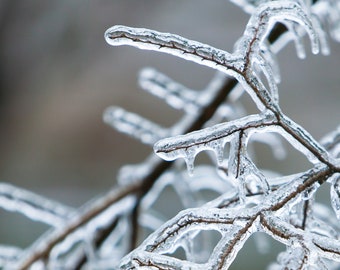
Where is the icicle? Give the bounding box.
[103,106,167,145]
[244,156,270,194]
[206,140,225,166]
[227,131,254,203]
[286,21,307,59]
[330,174,340,220]
[328,0,340,42]
[184,149,197,176]
[311,15,330,55]
[239,1,320,59]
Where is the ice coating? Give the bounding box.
[278,115,330,164]
[253,54,279,103]
[330,174,340,220]
[104,2,323,115]
[260,42,281,84]
[233,0,327,59]
[96,216,130,265]
[0,183,72,227]
[139,68,201,114]
[104,106,167,145]
[154,113,272,162]
[238,1,320,57]
[326,0,340,42]
[302,181,320,200]
[6,0,340,268]
[320,125,340,158]
[311,15,331,55]
[49,196,136,265]
[105,25,242,79]
[0,246,21,265]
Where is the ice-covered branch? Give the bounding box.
[0,183,72,227]
[15,187,138,269]
[0,246,22,267]
[121,164,339,268]
[105,26,243,78]
[6,0,340,269]
[104,106,168,145]
[260,213,340,263]
[139,68,202,114]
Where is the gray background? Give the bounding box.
[0,1,339,268]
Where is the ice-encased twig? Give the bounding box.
[139,68,201,114]
[15,184,140,269]
[0,183,72,227]
[154,113,276,162]
[236,1,319,60]
[320,125,340,158]
[105,1,321,112]
[0,246,22,266]
[105,25,242,77]
[47,196,135,266]
[103,106,168,145]
[154,106,333,180]
[121,207,257,269]
[260,212,340,262]
[119,163,339,268]
[11,0,338,268]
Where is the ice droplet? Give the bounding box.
[330,174,340,220]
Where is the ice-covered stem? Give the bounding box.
[105,1,318,112]
[15,74,237,270]
[122,207,258,269]
[71,217,120,269]
[122,165,340,269]
[0,183,73,227]
[139,67,202,114]
[15,1,335,268]
[104,106,168,145]
[106,4,333,168]
[15,186,138,270]
[260,213,340,262]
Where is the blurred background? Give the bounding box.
[0,0,339,268]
